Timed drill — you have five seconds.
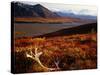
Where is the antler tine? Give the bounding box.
[26,45,60,71]
[26,51,35,60]
[54,57,60,70]
[34,45,38,54]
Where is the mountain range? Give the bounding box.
[12,2,97,23]
[12,2,60,18]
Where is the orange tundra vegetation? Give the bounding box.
[14,33,97,73]
[14,17,80,23]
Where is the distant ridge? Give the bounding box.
[56,12,97,20]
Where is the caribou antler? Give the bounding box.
[26,46,60,71]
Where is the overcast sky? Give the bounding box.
[20,1,97,16]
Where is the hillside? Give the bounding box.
[35,23,97,38]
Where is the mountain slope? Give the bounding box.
[12,2,39,17]
[32,4,60,18]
